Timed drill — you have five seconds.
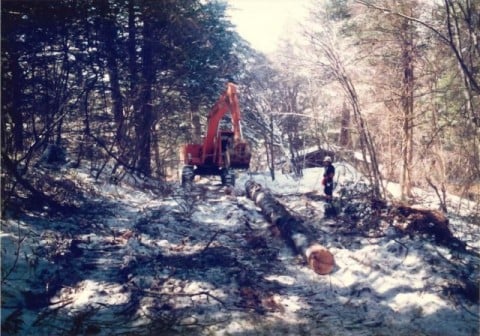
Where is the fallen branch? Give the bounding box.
[32,298,74,327]
[1,223,27,283]
[200,230,225,254]
[245,180,334,275]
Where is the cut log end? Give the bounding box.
[306,245,335,275]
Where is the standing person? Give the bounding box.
[322,156,335,201]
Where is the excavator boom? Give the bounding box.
[201,83,246,163]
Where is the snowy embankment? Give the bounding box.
[1,163,479,335]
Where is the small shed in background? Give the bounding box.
[293,146,336,168]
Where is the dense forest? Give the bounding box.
[2,0,479,210]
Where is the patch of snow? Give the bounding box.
[53,280,130,310]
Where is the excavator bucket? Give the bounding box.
[228,141,251,169]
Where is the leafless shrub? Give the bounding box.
[172,185,205,219]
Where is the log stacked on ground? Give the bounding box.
[245,180,334,275]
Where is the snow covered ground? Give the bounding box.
[1,163,479,335]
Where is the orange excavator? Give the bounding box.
[181,82,251,186]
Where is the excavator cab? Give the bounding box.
[181,83,251,186]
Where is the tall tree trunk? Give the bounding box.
[54,35,71,146]
[339,101,351,147]
[387,113,395,180]
[135,10,155,176]
[400,18,415,200]
[128,0,137,93]
[190,100,203,143]
[99,0,124,144]
[268,114,276,181]
[8,52,24,153]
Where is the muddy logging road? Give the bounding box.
[1,170,479,336]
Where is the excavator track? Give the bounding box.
[182,165,236,187]
[221,168,235,186]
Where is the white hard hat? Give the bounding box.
[324,156,332,162]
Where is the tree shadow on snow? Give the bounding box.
[2,185,479,336]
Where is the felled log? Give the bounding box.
[245,180,334,275]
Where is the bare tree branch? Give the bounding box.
[355,0,479,93]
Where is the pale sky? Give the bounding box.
[227,0,311,54]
